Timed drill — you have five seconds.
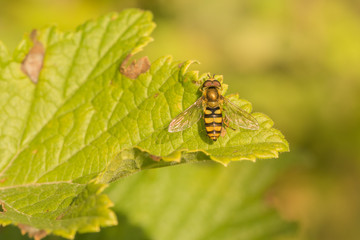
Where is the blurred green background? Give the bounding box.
[1,0,360,239]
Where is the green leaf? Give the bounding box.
[0,9,155,238]
[0,9,289,239]
[101,161,296,240]
[0,182,116,238]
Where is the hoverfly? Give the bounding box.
[168,76,259,141]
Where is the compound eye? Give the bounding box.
[203,80,213,87]
[212,80,221,87]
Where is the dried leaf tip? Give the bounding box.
[18,224,47,240]
[21,29,45,84]
[120,55,151,79]
[150,154,162,161]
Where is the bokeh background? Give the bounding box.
[1,0,360,239]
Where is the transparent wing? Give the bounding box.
[223,97,259,130]
[168,97,204,132]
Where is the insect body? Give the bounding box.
[168,77,259,141]
[204,106,223,140]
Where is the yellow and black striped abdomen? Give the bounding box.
[204,106,223,141]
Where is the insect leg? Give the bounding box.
[220,127,227,137]
[223,116,236,131]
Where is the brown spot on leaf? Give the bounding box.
[120,54,150,79]
[18,224,47,240]
[0,201,7,213]
[192,80,202,86]
[0,178,7,183]
[56,212,65,220]
[150,155,161,162]
[153,92,159,98]
[21,29,45,84]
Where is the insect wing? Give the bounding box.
[223,97,259,130]
[168,97,204,132]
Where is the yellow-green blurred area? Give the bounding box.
[1,0,360,239]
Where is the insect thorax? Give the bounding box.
[206,88,219,100]
[204,87,220,106]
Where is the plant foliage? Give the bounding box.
[0,9,289,239]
